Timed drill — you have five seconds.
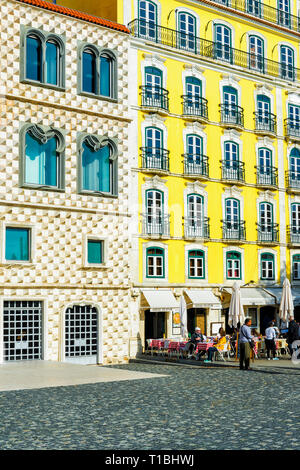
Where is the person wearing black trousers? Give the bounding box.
[239,318,253,370]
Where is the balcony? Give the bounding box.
[254,112,277,136]
[222,220,246,241]
[140,85,169,113]
[142,215,170,238]
[207,0,300,34]
[255,166,278,188]
[287,226,300,245]
[257,224,279,244]
[285,119,300,141]
[286,171,300,192]
[221,160,245,183]
[128,19,300,83]
[182,95,208,122]
[183,154,209,179]
[184,217,210,239]
[141,147,169,173]
[220,104,244,129]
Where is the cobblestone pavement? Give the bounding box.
[0,361,300,450]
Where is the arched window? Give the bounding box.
[214,24,232,62]
[145,189,165,235]
[290,203,300,243]
[188,250,205,279]
[78,134,118,196]
[82,48,97,94]
[21,124,65,189]
[258,202,277,242]
[186,194,204,237]
[146,247,165,277]
[26,34,42,82]
[257,147,275,185]
[226,251,241,279]
[260,253,275,280]
[222,86,242,126]
[138,0,157,40]
[249,35,264,72]
[280,45,294,80]
[23,29,64,87]
[247,0,262,17]
[289,148,300,186]
[185,76,202,107]
[259,202,273,227]
[278,0,290,27]
[178,12,197,52]
[81,45,117,99]
[255,95,275,133]
[223,141,241,180]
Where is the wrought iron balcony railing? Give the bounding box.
[140,85,169,111]
[222,220,246,240]
[182,95,208,120]
[286,171,300,190]
[287,225,300,244]
[184,217,210,239]
[254,112,277,134]
[128,19,300,82]
[220,104,244,127]
[207,0,300,33]
[255,166,278,187]
[142,214,170,237]
[141,147,169,171]
[221,160,245,182]
[183,154,209,178]
[285,118,300,140]
[257,223,279,243]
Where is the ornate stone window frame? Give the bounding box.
[19,123,66,192]
[77,41,118,102]
[77,132,118,198]
[20,25,66,91]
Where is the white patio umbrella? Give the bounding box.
[179,295,188,339]
[279,278,294,322]
[228,282,245,328]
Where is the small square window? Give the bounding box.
[6,228,30,261]
[87,240,103,264]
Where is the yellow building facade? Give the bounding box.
[57,0,300,348]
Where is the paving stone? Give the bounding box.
[0,362,299,449]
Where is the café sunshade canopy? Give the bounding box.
[141,290,179,312]
[184,290,222,309]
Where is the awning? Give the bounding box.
[224,287,276,306]
[184,289,222,309]
[141,290,179,312]
[263,287,300,306]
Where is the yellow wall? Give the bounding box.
[55,0,299,286]
[54,0,118,20]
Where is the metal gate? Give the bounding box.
[65,305,98,364]
[3,300,43,361]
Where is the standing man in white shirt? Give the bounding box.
[265,321,279,361]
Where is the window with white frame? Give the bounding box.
[226,251,241,279]
[188,249,205,279]
[146,247,165,277]
[292,254,300,280]
[260,253,275,280]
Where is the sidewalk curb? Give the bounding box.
[130,356,300,373]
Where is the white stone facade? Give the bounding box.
[0,0,134,364]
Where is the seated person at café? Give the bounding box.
[187,327,206,358]
[204,329,227,363]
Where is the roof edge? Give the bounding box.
[14,0,130,34]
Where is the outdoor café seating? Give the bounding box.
[146,335,290,361]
